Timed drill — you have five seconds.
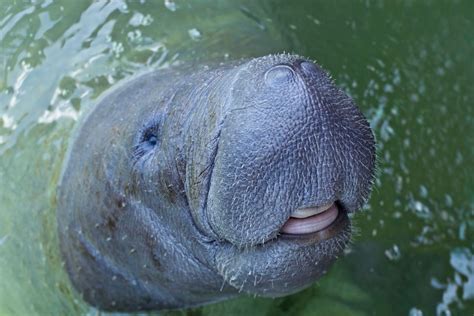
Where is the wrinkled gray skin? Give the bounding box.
[57,54,376,311]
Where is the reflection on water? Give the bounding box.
[0,0,473,315]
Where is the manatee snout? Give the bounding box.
[188,55,376,297]
[205,56,375,246]
[57,54,375,311]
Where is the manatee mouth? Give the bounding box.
[280,202,342,236]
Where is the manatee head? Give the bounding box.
[57,54,375,311]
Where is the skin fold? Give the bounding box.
[57,54,376,311]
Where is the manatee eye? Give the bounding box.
[133,116,161,160]
[141,131,158,148]
[148,135,157,146]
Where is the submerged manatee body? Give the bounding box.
[57,54,376,311]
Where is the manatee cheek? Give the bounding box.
[130,116,188,212]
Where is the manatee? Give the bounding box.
[57,53,376,311]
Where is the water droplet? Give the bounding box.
[410,200,431,219]
[450,248,474,299]
[384,83,394,93]
[164,0,177,11]
[127,30,142,43]
[384,244,401,261]
[455,151,463,165]
[419,185,428,198]
[0,114,17,130]
[188,28,202,41]
[410,93,419,102]
[409,307,423,316]
[458,223,466,241]
[0,235,8,246]
[129,12,153,26]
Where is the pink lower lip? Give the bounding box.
[280,203,339,235]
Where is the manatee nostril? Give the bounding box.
[264,64,295,87]
[299,61,319,75]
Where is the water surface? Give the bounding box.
[0,1,473,315]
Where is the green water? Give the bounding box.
[0,1,473,315]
